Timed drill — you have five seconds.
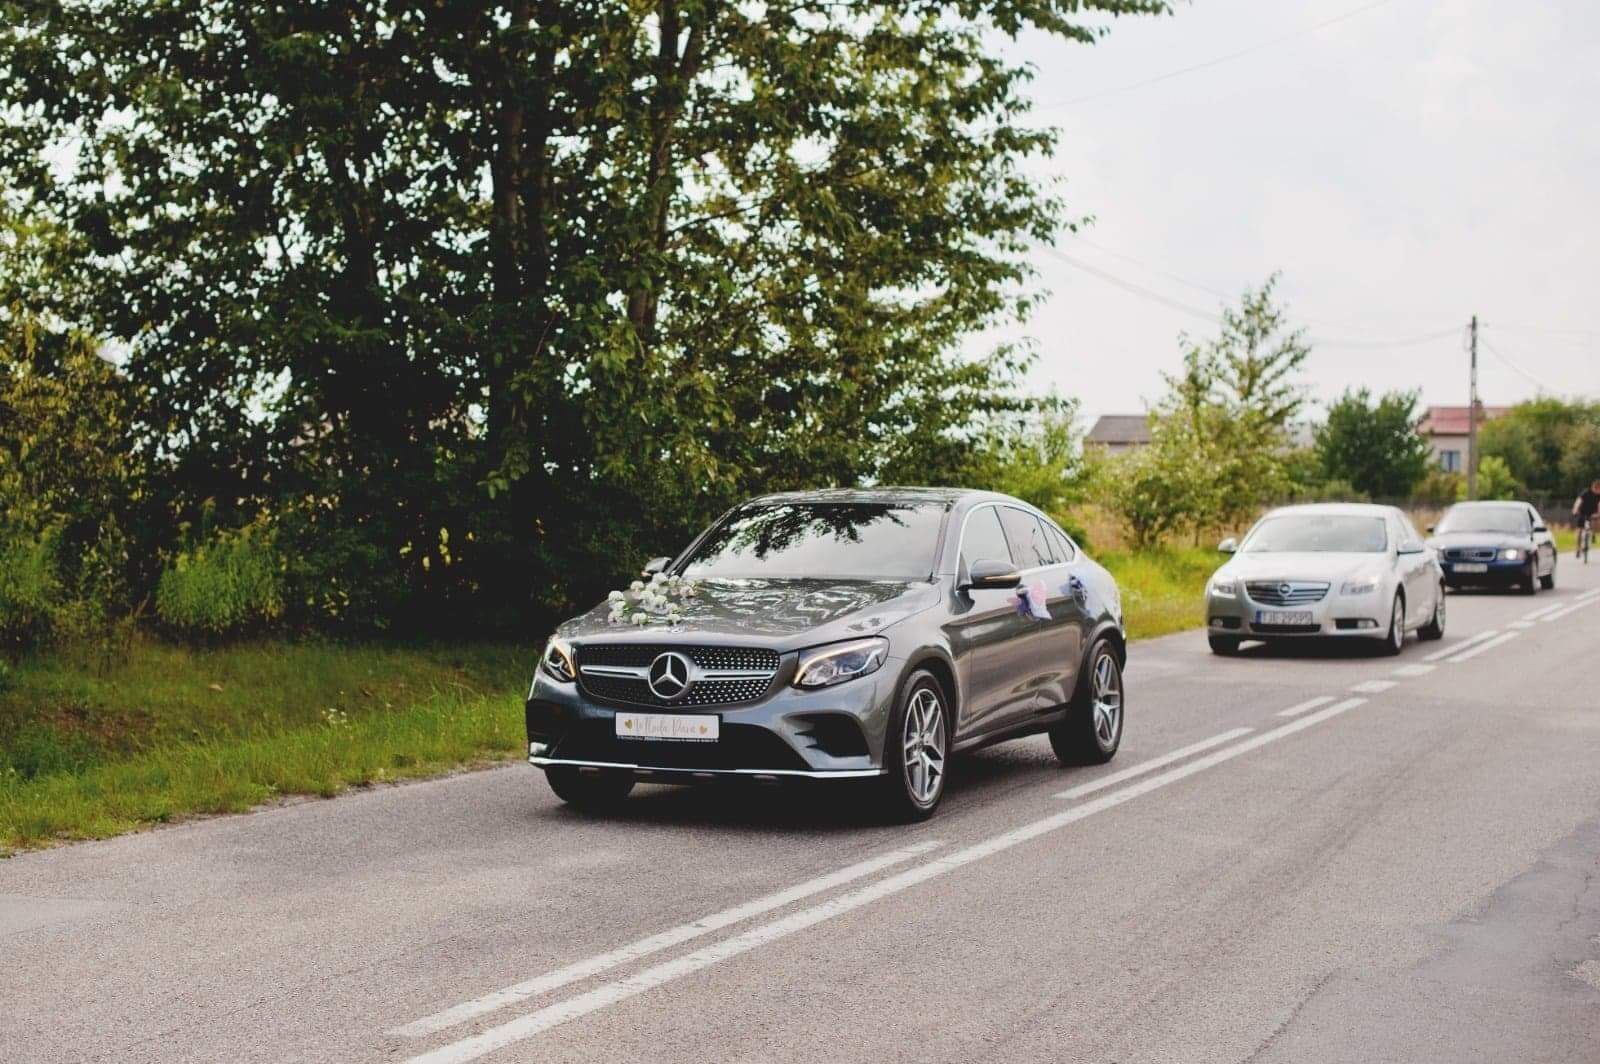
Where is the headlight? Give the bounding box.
[1341,577,1381,596]
[1500,548,1522,561]
[1210,578,1237,598]
[540,637,576,683]
[794,637,889,689]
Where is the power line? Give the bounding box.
[1036,0,1401,109]
[1480,334,1557,394]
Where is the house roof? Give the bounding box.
[1086,414,1152,446]
[1418,405,1510,437]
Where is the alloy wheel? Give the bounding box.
[901,688,946,806]
[1091,652,1123,748]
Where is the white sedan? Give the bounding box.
[1204,503,1446,656]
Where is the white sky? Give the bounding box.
[986,0,1600,424]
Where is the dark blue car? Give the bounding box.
[1426,501,1557,594]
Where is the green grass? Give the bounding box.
[1099,547,1220,640]
[0,639,530,853]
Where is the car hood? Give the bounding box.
[557,578,940,650]
[1426,531,1531,550]
[1220,552,1389,584]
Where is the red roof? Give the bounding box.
[1418,405,1510,436]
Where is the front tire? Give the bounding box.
[1419,585,1446,641]
[545,767,635,809]
[1380,592,1405,656]
[878,670,950,822]
[1541,567,1556,590]
[1208,634,1241,656]
[1050,640,1124,766]
[1519,560,1538,595]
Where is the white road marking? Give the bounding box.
[405,699,1370,1064]
[1276,695,1336,719]
[391,840,942,1039]
[1541,591,1600,624]
[1445,631,1521,663]
[1510,620,1536,629]
[1422,629,1499,663]
[1350,680,1397,694]
[1391,664,1436,678]
[1052,727,1254,800]
[1522,602,1567,622]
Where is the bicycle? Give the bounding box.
[1580,518,1593,564]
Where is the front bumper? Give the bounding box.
[1206,588,1390,639]
[1440,557,1528,584]
[524,660,899,781]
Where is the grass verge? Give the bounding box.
[1098,547,1218,640]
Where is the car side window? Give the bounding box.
[960,506,1013,574]
[998,507,1054,569]
[1047,522,1077,563]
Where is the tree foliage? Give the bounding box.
[1314,388,1431,499]
[1478,399,1600,499]
[0,0,1169,628]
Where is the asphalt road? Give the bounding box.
[5,565,1600,1063]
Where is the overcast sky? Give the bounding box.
[986,0,1600,424]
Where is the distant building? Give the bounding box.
[1085,414,1152,454]
[1417,404,1510,473]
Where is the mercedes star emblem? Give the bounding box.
[648,651,692,701]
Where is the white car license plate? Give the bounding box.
[1256,610,1314,626]
[1452,563,1488,573]
[614,712,719,742]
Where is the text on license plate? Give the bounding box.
[614,712,720,742]
[1452,563,1488,573]
[1256,610,1314,626]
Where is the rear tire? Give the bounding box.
[1418,585,1446,641]
[877,670,950,822]
[1208,634,1240,656]
[1050,640,1124,766]
[545,767,635,809]
[1379,593,1405,656]
[1541,567,1556,590]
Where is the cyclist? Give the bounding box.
[1574,479,1600,558]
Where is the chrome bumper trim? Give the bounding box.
[529,756,885,779]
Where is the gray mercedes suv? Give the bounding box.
[526,488,1127,820]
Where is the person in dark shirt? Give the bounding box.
[1574,479,1600,556]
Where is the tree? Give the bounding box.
[1099,415,1220,548]
[1314,388,1431,499]
[0,0,1171,627]
[1469,455,1521,501]
[1478,399,1600,498]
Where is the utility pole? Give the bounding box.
[1466,315,1479,500]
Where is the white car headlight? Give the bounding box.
[1341,577,1381,596]
[1210,578,1238,598]
[1500,548,1522,561]
[794,637,889,689]
[540,636,576,683]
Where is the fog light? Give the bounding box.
[528,741,551,758]
[1357,619,1379,630]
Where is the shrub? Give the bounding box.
[0,532,62,653]
[155,525,285,638]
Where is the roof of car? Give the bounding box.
[745,486,996,507]
[1263,502,1398,518]
[1446,500,1531,508]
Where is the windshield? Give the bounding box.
[680,502,945,581]
[1436,506,1529,535]
[1242,515,1388,554]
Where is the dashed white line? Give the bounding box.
[1422,629,1500,663]
[1521,602,1567,622]
[1445,630,1521,663]
[1276,695,1336,719]
[391,840,942,1038]
[1350,679,1397,694]
[1510,620,1536,629]
[403,699,1370,1064]
[1052,727,1254,800]
[1541,594,1600,624]
[1391,664,1436,678]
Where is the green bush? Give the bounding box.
[0,533,62,653]
[155,525,285,638]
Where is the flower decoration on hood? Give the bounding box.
[607,570,700,625]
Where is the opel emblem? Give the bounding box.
[648,651,692,701]
[1278,583,1292,597]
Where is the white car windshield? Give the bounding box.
[1242,515,1388,553]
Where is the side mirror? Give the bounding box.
[1399,540,1426,555]
[962,558,1022,591]
[1534,524,1548,534]
[642,556,671,576]
[1217,537,1238,554]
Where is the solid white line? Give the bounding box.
[1275,695,1336,719]
[1509,620,1536,629]
[1052,727,1254,799]
[391,840,942,1038]
[1391,664,1436,678]
[1422,629,1499,663]
[406,699,1370,1064]
[1541,595,1600,624]
[1521,602,1567,622]
[1445,630,1521,663]
[1350,679,1397,695]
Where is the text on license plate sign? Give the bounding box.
[1256,610,1314,626]
[614,712,720,742]
[1452,563,1488,573]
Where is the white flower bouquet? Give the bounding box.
[607,570,700,625]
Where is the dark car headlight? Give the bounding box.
[794,637,889,689]
[540,636,576,683]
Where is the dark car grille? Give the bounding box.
[573,644,782,708]
[1443,548,1498,562]
[553,720,810,772]
[1245,581,1330,607]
